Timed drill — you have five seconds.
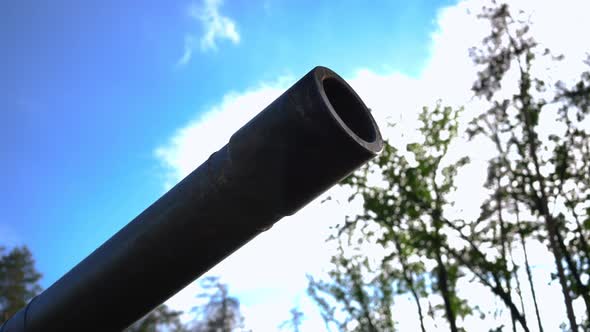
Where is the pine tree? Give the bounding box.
[0,246,42,324]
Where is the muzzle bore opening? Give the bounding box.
[322,77,377,143]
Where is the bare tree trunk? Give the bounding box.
[496,184,518,332]
[514,202,544,332]
[530,164,578,332]
[348,263,378,332]
[434,245,458,332]
[518,77,579,331]
[431,175,459,332]
[525,140,582,329]
[435,256,458,332]
[410,287,427,332]
[521,239,544,332]
[570,206,590,273]
[509,245,526,331]
[444,243,530,332]
[392,235,427,332]
[548,228,579,332]
[553,223,590,314]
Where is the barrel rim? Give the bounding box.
[313,66,384,155]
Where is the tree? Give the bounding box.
[191,276,245,332]
[308,237,396,332]
[0,245,42,324]
[468,1,590,330]
[309,1,590,330]
[125,304,185,332]
[309,104,477,332]
[279,307,304,332]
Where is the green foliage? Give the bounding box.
[308,236,396,332]
[309,1,590,331]
[310,103,470,332]
[0,246,42,324]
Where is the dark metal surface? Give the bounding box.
[1,66,383,332]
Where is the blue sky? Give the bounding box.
[4,0,589,330]
[1,0,451,289]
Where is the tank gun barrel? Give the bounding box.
[1,66,383,332]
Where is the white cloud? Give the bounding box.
[154,75,292,187]
[160,0,590,330]
[178,0,241,66]
[177,35,197,67]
